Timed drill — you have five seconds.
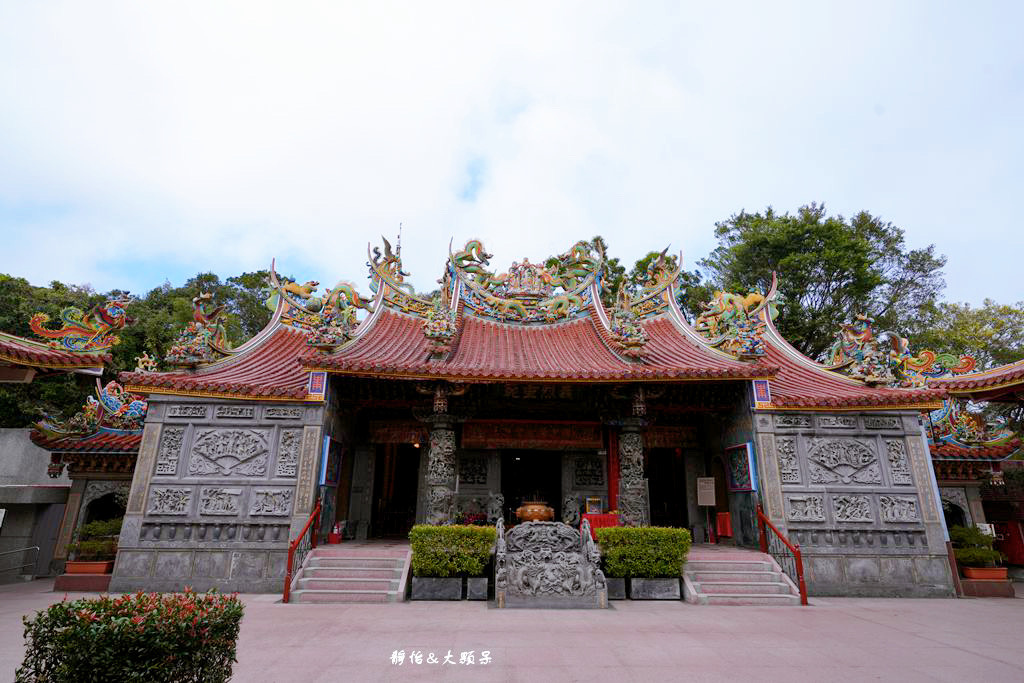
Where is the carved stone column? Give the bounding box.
[424,416,457,525]
[617,418,649,527]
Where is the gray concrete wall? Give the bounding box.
[753,411,954,597]
[110,397,325,593]
[0,429,69,580]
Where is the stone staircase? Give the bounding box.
[288,542,410,604]
[683,546,802,606]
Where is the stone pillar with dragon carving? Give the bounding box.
[424,417,457,525]
[617,418,650,527]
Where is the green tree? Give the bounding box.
[696,203,946,359]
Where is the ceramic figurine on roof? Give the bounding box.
[307,299,358,352]
[450,239,601,323]
[928,398,1017,452]
[694,274,778,360]
[609,285,648,358]
[133,351,158,373]
[35,380,148,442]
[422,297,457,357]
[640,247,679,293]
[29,296,134,352]
[827,315,977,388]
[164,291,232,368]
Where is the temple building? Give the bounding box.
[13,239,1023,597]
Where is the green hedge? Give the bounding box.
[596,527,692,578]
[950,525,1005,567]
[16,590,244,683]
[409,524,496,577]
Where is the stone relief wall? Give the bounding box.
[561,453,607,525]
[753,411,953,598]
[111,399,323,593]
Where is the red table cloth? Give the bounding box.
[581,513,621,540]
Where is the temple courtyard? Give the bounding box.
[3,579,1023,681]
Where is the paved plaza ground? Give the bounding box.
[3,579,1023,682]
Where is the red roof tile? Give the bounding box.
[30,430,142,453]
[121,326,311,400]
[930,438,1021,461]
[929,360,1024,400]
[305,308,775,382]
[0,331,110,369]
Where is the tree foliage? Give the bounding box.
[693,203,946,359]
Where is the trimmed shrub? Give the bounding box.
[16,590,244,683]
[950,525,1005,567]
[596,527,692,578]
[409,524,496,577]
[67,517,122,561]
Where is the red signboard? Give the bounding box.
[461,421,603,450]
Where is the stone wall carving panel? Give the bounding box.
[275,429,302,478]
[865,416,901,430]
[457,454,488,486]
[148,487,193,515]
[818,415,856,429]
[215,405,255,419]
[879,495,919,523]
[199,488,241,515]
[786,495,824,522]
[775,414,811,428]
[807,438,881,485]
[249,489,294,516]
[155,427,185,476]
[573,456,605,487]
[167,405,207,419]
[886,439,912,486]
[82,480,130,509]
[265,406,303,420]
[188,429,269,477]
[832,494,873,522]
[776,437,800,485]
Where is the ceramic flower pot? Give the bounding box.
[963,567,1008,580]
[65,560,114,574]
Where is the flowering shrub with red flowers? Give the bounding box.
[16,589,244,683]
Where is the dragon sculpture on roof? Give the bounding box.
[694,273,779,360]
[29,297,134,352]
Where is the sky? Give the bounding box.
[0,1,1021,306]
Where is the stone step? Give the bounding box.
[692,581,793,595]
[686,560,773,572]
[304,567,403,580]
[297,577,399,592]
[687,570,779,582]
[701,592,802,606]
[291,589,393,604]
[308,557,404,569]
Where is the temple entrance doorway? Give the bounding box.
[647,447,689,528]
[500,450,562,523]
[370,444,420,538]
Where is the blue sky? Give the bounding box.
[0,1,1021,307]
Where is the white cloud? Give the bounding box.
[0,1,1021,305]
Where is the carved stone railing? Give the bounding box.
[494,518,607,608]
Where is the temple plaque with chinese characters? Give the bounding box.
[461,421,602,450]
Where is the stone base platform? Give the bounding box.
[54,573,112,592]
[960,578,1016,598]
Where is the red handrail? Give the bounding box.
[283,500,322,604]
[757,503,808,606]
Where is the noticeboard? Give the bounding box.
[697,477,716,507]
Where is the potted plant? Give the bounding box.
[408,524,496,600]
[596,527,692,600]
[950,524,1007,580]
[65,517,122,574]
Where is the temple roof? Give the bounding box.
[115,239,967,411]
[929,439,1022,461]
[928,359,1024,402]
[30,430,142,454]
[304,305,775,382]
[0,331,109,373]
[122,325,313,401]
